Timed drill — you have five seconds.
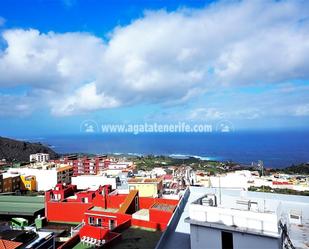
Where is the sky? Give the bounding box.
[0,0,309,136]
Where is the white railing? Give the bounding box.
[189,204,279,235]
[70,222,85,237]
[155,187,191,249]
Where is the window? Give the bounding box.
[89,217,95,225]
[109,220,116,230]
[97,218,102,227]
[82,197,88,203]
[221,231,233,249]
[135,196,139,210]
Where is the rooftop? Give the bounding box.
[156,187,309,249]
[187,193,280,237]
[11,163,72,171]
[0,196,44,216]
[88,206,118,213]
[151,203,175,212]
[128,178,162,183]
[0,239,22,249]
[110,227,162,249]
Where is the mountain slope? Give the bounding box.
[0,136,58,162]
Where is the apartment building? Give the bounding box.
[45,183,179,248]
[8,163,73,191]
[30,153,50,163]
[128,177,163,197]
[20,175,36,191]
[2,172,20,192]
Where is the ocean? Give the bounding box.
[27,131,309,168]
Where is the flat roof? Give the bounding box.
[128,178,161,183]
[0,196,44,216]
[185,218,281,239]
[151,203,175,212]
[89,206,118,213]
[25,230,54,248]
[156,187,309,249]
[57,165,73,172]
[111,227,162,249]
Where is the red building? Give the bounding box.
[51,155,109,176]
[46,183,179,248]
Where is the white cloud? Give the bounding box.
[0,1,309,116]
[0,94,33,116]
[50,82,120,116]
[294,104,309,116]
[189,108,224,120]
[187,107,262,121]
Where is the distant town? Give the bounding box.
[0,149,308,248]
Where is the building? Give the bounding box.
[45,183,179,248]
[50,156,136,178]
[108,161,133,170]
[71,174,119,190]
[62,155,108,176]
[20,175,36,191]
[8,163,73,191]
[155,187,309,249]
[0,195,44,217]
[186,194,284,249]
[151,167,168,177]
[30,153,50,163]
[2,172,20,193]
[127,177,163,197]
[0,225,54,248]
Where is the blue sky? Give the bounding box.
[0,0,309,137]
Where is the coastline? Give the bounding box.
[10,130,309,169]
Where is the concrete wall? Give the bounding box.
[71,175,117,190]
[155,188,190,249]
[128,183,158,197]
[190,224,281,249]
[9,168,58,191]
[189,204,279,235]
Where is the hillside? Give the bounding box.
[0,136,58,162]
[282,163,309,175]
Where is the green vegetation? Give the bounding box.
[280,163,309,175]
[132,155,228,172]
[133,155,175,171]
[248,186,309,196]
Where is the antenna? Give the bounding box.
[219,174,222,205]
[258,160,266,212]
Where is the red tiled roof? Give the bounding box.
[0,239,23,249]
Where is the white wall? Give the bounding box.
[71,175,117,190]
[190,224,281,249]
[189,204,279,236]
[9,167,57,191]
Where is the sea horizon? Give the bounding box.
[18,130,309,169]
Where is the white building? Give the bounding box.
[108,162,133,170]
[186,194,284,249]
[155,187,309,249]
[71,174,119,190]
[30,153,50,163]
[8,163,72,191]
[151,167,167,177]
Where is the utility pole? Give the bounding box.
[258,160,266,212]
[219,175,222,205]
